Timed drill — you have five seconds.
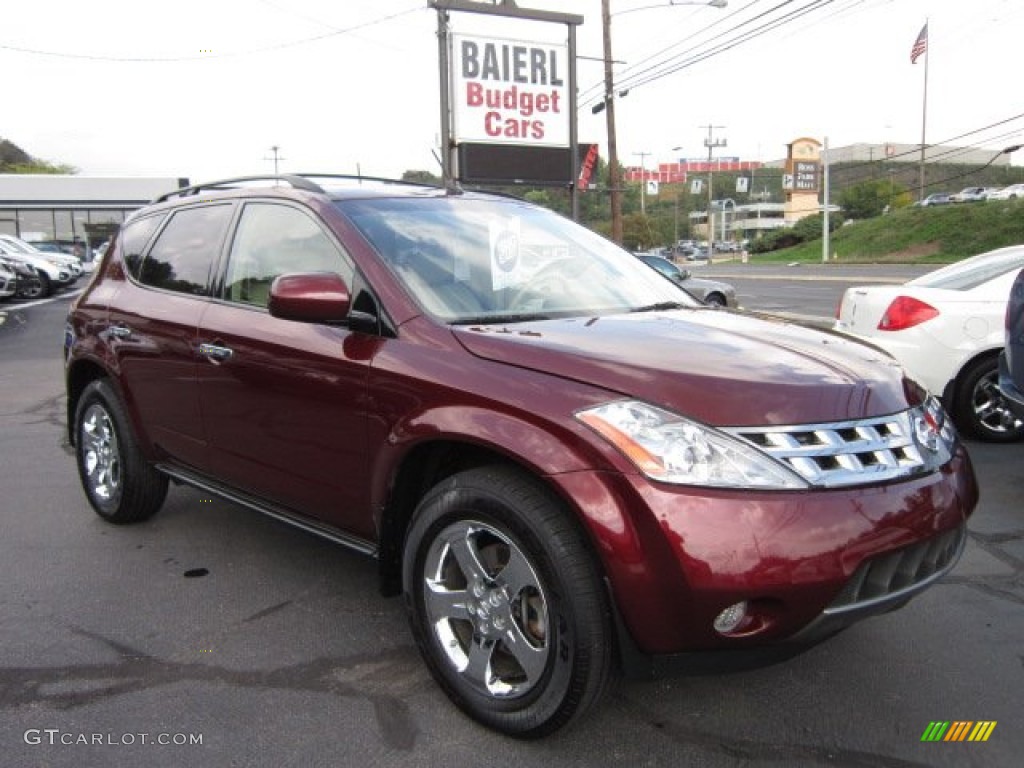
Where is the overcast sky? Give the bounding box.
[3,0,1021,182]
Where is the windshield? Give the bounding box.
[910,246,1024,291]
[339,196,695,323]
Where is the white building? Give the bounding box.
[0,175,187,247]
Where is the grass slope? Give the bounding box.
[753,198,1024,264]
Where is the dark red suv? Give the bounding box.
[65,175,978,736]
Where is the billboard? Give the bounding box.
[458,143,597,186]
[452,34,569,147]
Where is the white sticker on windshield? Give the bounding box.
[489,218,522,291]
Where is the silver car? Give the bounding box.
[636,254,737,307]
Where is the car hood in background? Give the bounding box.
[454,308,910,427]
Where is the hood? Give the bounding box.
[453,309,914,427]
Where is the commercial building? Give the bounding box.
[0,175,187,249]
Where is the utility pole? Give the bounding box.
[265,145,285,175]
[601,0,623,243]
[701,124,726,263]
[633,151,651,214]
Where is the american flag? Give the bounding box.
[911,23,928,64]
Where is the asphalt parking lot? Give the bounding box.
[1,287,1021,768]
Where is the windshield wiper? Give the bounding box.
[630,301,689,313]
[452,313,553,326]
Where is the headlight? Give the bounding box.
[577,400,807,489]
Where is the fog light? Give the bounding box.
[713,601,748,634]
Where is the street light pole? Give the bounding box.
[633,151,651,214]
[702,124,726,262]
[719,197,735,243]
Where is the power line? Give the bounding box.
[611,0,804,95]
[829,113,1024,173]
[0,5,423,63]
[617,0,838,95]
[578,0,764,104]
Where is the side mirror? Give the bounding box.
[268,272,351,325]
[679,269,691,280]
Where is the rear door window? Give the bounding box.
[138,205,232,295]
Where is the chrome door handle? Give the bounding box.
[199,343,233,362]
[108,324,132,339]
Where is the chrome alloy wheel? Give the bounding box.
[80,403,122,503]
[972,368,1023,437]
[422,520,549,698]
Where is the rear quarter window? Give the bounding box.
[121,213,166,279]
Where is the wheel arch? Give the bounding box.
[66,358,112,446]
[376,439,610,600]
[946,346,1002,405]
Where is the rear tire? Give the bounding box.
[952,356,1024,442]
[402,465,611,737]
[74,379,168,523]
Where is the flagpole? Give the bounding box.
[918,19,929,200]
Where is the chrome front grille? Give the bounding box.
[825,524,966,614]
[727,409,945,488]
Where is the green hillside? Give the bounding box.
[754,197,1024,264]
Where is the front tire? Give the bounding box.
[36,271,53,297]
[704,292,727,307]
[953,356,1024,442]
[16,278,43,299]
[74,379,168,523]
[403,466,611,737]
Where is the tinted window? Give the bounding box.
[223,203,350,308]
[121,214,166,278]
[139,205,231,295]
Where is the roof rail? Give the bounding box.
[152,174,326,203]
[289,173,450,191]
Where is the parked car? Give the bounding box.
[998,268,1024,418]
[917,193,952,206]
[951,186,996,203]
[65,174,977,736]
[0,256,44,299]
[835,245,1024,442]
[27,238,85,256]
[0,234,83,278]
[987,183,1024,201]
[636,253,738,307]
[0,240,74,296]
[0,259,17,300]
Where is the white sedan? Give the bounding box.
[987,184,1024,201]
[835,245,1024,442]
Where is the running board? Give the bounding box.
[156,464,378,558]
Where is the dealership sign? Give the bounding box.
[452,34,569,147]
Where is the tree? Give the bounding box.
[622,213,657,251]
[838,178,907,220]
[792,212,843,242]
[401,169,442,185]
[1,137,77,174]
